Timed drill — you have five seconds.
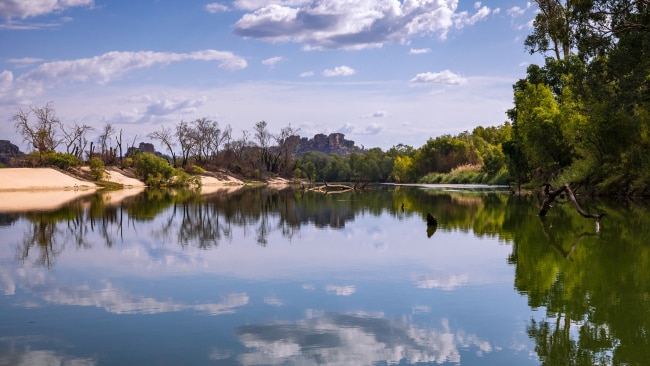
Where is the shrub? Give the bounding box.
[134,153,176,187]
[23,151,81,169]
[174,169,202,187]
[121,157,133,169]
[89,157,105,181]
[191,165,206,174]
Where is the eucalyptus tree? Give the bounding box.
[148,126,177,166]
[13,102,63,156]
[61,122,93,160]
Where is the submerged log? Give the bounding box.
[426,213,438,226]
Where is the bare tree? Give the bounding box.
[176,120,194,167]
[148,126,177,166]
[13,102,63,156]
[115,129,123,160]
[62,122,93,160]
[214,124,232,162]
[276,125,300,174]
[192,117,218,162]
[254,121,274,171]
[97,123,116,163]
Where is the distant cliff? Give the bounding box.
[294,133,364,156]
[0,140,23,165]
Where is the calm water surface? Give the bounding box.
[1,185,649,365]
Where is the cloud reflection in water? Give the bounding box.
[235,313,492,365]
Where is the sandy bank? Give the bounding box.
[0,168,97,191]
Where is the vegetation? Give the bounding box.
[89,157,105,181]
[7,0,647,195]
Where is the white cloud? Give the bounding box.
[362,110,388,118]
[410,70,467,86]
[233,0,310,11]
[237,314,495,365]
[233,0,493,50]
[205,2,229,13]
[7,57,46,65]
[415,273,469,290]
[299,71,314,77]
[363,122,383,135]
[261,56,283,67]
[507,3,532,18]
[409,48,431,55]
[454,5,490,28]
[263,295,283,306]
[7,50,246,99]
[325,285,356,296]
[0,71,13,92]
[322,65,355,77]
[0,0,94,19]
[493,7,501,15]
[144,96,207,116]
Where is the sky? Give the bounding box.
[0,0,543,151]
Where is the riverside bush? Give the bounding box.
[89,157,105,181]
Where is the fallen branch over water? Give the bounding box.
[302,181,368,194]
[539,183,607,231]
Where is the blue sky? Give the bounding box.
[1,0,543,151]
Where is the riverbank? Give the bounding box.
[0,167,275,212]
[0,167,252,192]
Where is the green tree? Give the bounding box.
[134,152,177,187]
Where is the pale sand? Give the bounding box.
[0,167,288,212]
[0,168,97,191]
[0,190,98,212]
[0,168,97,212]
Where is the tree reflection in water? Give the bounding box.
[6,185,650,365]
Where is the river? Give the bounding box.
[1,185,648,365]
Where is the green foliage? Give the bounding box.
[506,1,650,195]
[191,165,206,174]
[121,157,133,169]
[134,153,177,187]
[418,164,486,184]
[45,152,81,169]
[21,151,82,169]
[89,157,105,181]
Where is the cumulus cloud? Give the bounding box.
[3,50,247,101]
[261,56,283,67]
[454,5,490,27]
[507,3,532,18]
[233,0,492,50]
[144,96,207,116]
[410,70,467,85]
[325,285,356,296]
[362,110,388,118]
[409,48,431,54]
[0,70,13,92]
[233,0,310,11]
[0,0,93,19]
[7,57,46,65]
[336,121,383,135]
[236,314,495,365]
[24,276,250,315]
[205,2,229,13]
[415,273,469,290]
[322,65,355,77]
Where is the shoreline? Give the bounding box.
[0,167,292,212]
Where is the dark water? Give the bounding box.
[0,185,648,365]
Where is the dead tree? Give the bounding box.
[539,183,607,231]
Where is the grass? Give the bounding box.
[418,164,511,185]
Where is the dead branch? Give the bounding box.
[539,183,606,231]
